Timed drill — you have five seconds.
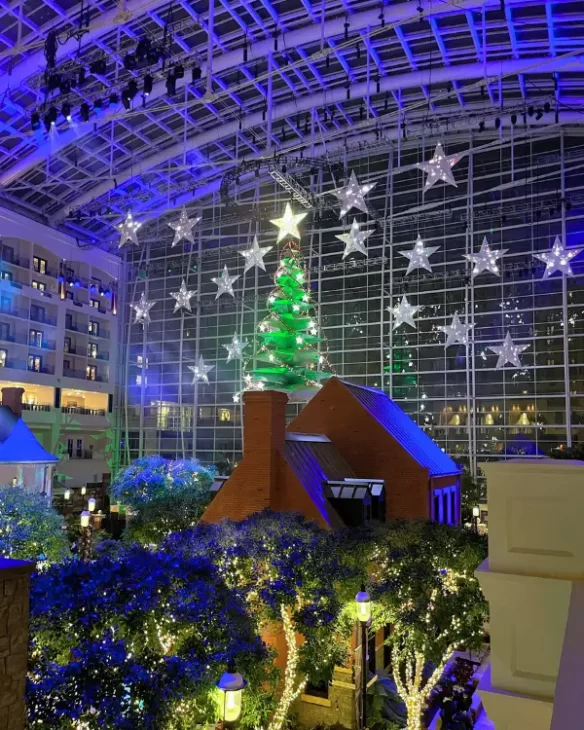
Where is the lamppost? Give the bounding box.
[63,487,71,502]
[472,504,480,534]
[88,496,96,513]
[81,485,87,496]
[355,585,372,730]
[217,667,247,730]
[79,510,93,561]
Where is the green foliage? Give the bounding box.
[109,456,215,545]
[549,443,584,459]
[0,486,69,564]
[460,467,485,523]
[248,241,331,392]
[369,521,488,666]
[367,672,407,730]
[27,545,275,730]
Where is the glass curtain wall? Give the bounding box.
[119,129,584,476]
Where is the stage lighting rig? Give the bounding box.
[44,106,58,132]
[47,74,61,91]
[124,53,137,71]
[89,57,107,75]
[78,67,86,86]
[166,71,177,96]
[94,99,103,114]
[80,103,90,122]
[143,74,153,96]
[31,112,41,131]
[62,103,72,122]
[109,92,119,106]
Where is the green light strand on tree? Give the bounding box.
[246,241,332,393]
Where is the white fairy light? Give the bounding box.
[117,211,141,248]
[223,334,248,363]
[488,332,529,369]
[335,217,373,259]
[211,265,240,299]
[416,142,460,192]
[188,356,214,384]
[131,292,156,325]
[389,296,422,330]
[168,208,200,247]
[399,235,440,275]
[464,237,508,278]
[331,170,376,217]
[169,280,197,313]
[439,313,474,348]
[533,236,584,279]
[238,235,273,272]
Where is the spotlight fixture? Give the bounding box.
[544,101,551,113]
[44,31,57,69]
[166,72,177,96]
[80,103,90,122]
[47,74,61,91]
[89,58,107,75]
[143,74,153,96]
[124,53,137,71]
[128,79,138,99]
[43,106,58,132]
[109,92,119,106]
[192,66,202,82]
[478,120,485,132]
[495,117,501,129]
[61,102,72,121]
[135,38,151,62]
[173,63,184,80]
[527,105,534,117]
[78,67,86,86]
[535,109,543,120]
[31,112,41,131]
[510,113,517,126]
[94,98,103,114]
[148,45,163,65]
[59,79,71,95]
[122,88,131,110]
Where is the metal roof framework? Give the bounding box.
[0,0,583,245]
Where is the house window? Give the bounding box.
[88,343,98,358]
[1,246,14,263]
[32,280,46,291]
[86,365,96,381]
[218,408,231,422]
[0,296,10,313]
[432,485,458,525]
[29,330,43,348]
[65,290,74,300]
[67,438,73,457]
[90,299,100,309]
[136,374,142,386]
[88,320,99,336]
[1,271,13,281]
[76,439,83,459]
[64,337,71,353]
[33,257,47,275]
[0,349,6,367]
[30,304,45,323]
[0,323,9,341]
[63,359,70,371]
[28,355,41,372]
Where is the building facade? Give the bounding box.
[120,130,584,479]
[0,207,121,489]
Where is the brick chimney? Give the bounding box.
[201,390,289,523]
[1,387,24,417]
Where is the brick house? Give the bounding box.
[202,377,461,528]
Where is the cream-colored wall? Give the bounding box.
[476,459,584,730]
[0,380,54,406]
[61,389,108,410]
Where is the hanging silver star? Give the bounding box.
[389,295,422,330]
[170,280,197,313]
[117,211,141,248]
[131,292,156,325]
[464,237,508,278]
[169,208,200,247]
[488,332,529,369]
[335,218,373,259]
[188,356,214,384]
[223,334,248,363]
[270,203,308,242]
[331,170,376,218]
[533,236,584,279]
[238,235,273,273]
[399,235,440,275]
[416,143,460,192]
[211,265,240,299]
[439,313,474,348]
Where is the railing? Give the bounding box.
[65,449,97,460]
[1,255,30,269]
[94,353,109,361]
[0,306,29,319]
[30,313,57,326]
[89,329,110,340]
[66,323,88,334]
[1,360,54,375]
[62,406,107,416]
[21,403,52,412]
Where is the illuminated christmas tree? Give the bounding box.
[246,241,331,394]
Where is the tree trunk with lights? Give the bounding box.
[392,646,454,730]
[268,605,307,730]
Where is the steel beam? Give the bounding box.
[45,54,584,223]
